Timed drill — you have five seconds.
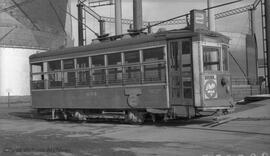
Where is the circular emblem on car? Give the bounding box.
[127,95,139,107]
[125,88,142,108]
[204,80,217,99]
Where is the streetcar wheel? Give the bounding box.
[126,111,145,124]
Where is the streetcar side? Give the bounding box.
[30,28,234,122]
[30,39,171,122]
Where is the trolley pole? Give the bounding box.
[265,0,270,93]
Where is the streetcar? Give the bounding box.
[30,10,234,123]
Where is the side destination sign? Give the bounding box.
[204,74,218,99]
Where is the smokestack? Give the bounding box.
[99,20,106,36]
[133,0,143,31]
[115,0,122,35]
[207,0,216,31]
[77,3,84,46]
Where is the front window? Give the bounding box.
[203,46,220,71]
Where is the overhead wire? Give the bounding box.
[139,0,244,32]
[53,1,99,37]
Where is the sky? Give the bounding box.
[70,0,261,46]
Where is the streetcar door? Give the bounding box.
[168,39,194,117]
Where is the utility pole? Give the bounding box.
[265,0,270,92]
[207,0,216,31]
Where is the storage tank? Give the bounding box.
[0,0,73,102]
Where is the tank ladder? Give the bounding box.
[261,0,268,89]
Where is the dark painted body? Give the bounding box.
[32,85,167,109]
[30,29,233,119]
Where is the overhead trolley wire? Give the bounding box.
[139,0,244,32]
[53,1,99,37]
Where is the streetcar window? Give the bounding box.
[48,72,62,88]
[144,64,166,83]
[124,51,139,64]
[63,59,75,69]
[77,70,90,86]
[31,74,44,89]
[184,88,192,98]
[143,47,164,62]
[108,68,122,85]
[63,71,76,87]
[76,57,89,68]
[92,55,105,67]
[92,69,106,85]
[48,60,61,71]
[222,45,229,71]
[203,46,220,71]
[170,42,179,70]
[108,53,121,65]
[182,41,191,54]
[31,62,43,73]
[123,66,141,84]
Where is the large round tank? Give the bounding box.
[0,0,73,101]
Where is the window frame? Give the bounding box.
[202,45,221,72]
[30,45,167,90]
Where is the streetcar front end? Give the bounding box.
[193,35,234,114]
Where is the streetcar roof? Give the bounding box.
[30,29,229,61]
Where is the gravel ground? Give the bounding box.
[0,102,270,156]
